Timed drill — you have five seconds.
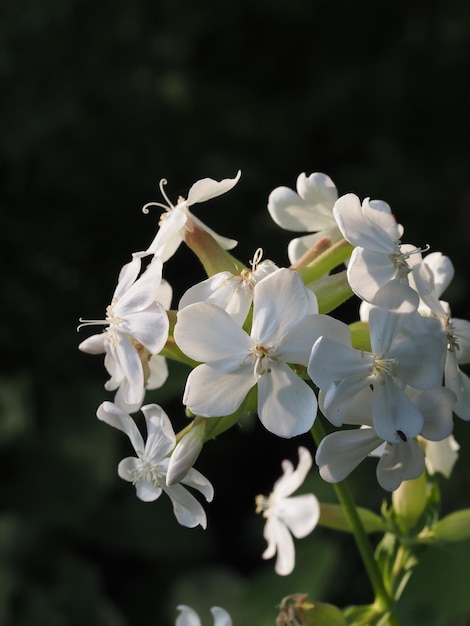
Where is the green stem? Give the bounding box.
[312,419,401,625]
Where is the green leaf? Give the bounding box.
[319,503,385,534]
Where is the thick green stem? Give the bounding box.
[312,419,401,625]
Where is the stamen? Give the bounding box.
[250,247,264,272]
[77,317,108,331]
[142,178,175,214]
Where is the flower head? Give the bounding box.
[97,402,213,528]
[78,254,169,408]
[267,172,340,263]
[256,446,319,575]
[142,172,241,262]
[175,268,333,438]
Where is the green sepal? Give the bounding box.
[349,321,371,351]
[308,270,354,314]
[298,238,353,284]
[319,502,385,534]
[277,594,346,626]
[429,509,470,543]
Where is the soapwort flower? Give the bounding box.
[97,402,213,528]
[267,172,340,263]
[256,446,319,575]
[174,268,340,438]
[333,193,424,302]
[176,605,232,626]
[179,248,278,325]
[308,281,446,443]
[142,172,241,261]
[78,254,169,408]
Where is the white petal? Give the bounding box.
[164,483,208,528]
[117,255,164,312]
[183,363,255,417]
[333,194,399,251]
[347,247,396,302]
[287,226,342,264]
[141,404,176,461]
[372,378,423,443]
[114,339,144,405]
[96,401,144,452]
[277,493,320,538]
[114,254,142,300]
[181,467,214,502]
[280,314,350,366]
[453,318,470,364]
[187,211,238,250]
[391,333,445,389]
[78,333,106,354]
[185,171,241,205]
[176,605,201,626]
[316,428,382,483]
[411,387,455,441]
[424,251,454,298]
[125,304,169,354]
[174,302,251,362]
[376,440,425,491]
[262,516,296,576]
[424,435,460,478]
[147,354,169,389]
[145,207,187,261]
[308,336,373,391]
[319,386,374,427]
[251,268,317,345]
[257,363,317,438]
[272,446,313,498]
[445,351,470,420]
[211,607,232,626]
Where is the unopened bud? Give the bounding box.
[166,422,205,485]
[392,470,427,532]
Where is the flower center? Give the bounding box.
[373,355,398,379]
[251,343,276,379]
[130,459,163,488]
[255,494,272,517]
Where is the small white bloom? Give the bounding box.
[97,402,213,528]
[175,268,341,438]
[179,248,278,325]
[316,386,455,491]
[176,605,232,626]
[333,194,424,302]
[309,281,446,443]
[78,255,169,408]
[142,172,241,261]
[267,172,340,263]
[256,446,319,575]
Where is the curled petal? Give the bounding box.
[262,515,296,576]
[377,440,425,491]
[186,171,241,206]
[272,446,313,498]
[164,482,208,529]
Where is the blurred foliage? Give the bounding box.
[2,0,470,624]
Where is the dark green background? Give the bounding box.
[2,1,470,624]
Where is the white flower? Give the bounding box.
[78,255,169,408]
[174,268,341,438]
[176,605,232,626]
[308,281,446,442]
[267,172,340,263]
[256,446,319,575]
[142,172,241,262]
[96,402,213,528]
[333,194,423,302]
[179,248,278,325]
[315,386,455,490]
[411,252,470,420]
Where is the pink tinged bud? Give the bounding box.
[166,422,205,486]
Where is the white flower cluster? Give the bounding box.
[78,169,467,595]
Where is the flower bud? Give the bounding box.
[166,422,205,486]
[392,471,427,532]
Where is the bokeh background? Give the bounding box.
[3,1,470,624]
